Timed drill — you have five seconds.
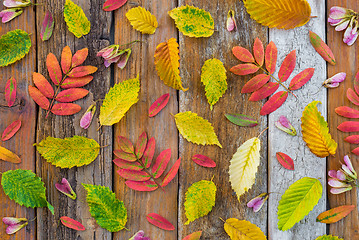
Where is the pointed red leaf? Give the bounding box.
[232,46,254,62]
[149,93,170,117]
[230,63,259,76]
[5,77,17,107]
[117,169,150,181]
[61,46,72,74]
[51,103,81,115]
[114,150,137,162]
[316,205,355,223]
[113,158,143,170]
[253,38,264,66]
[192,154,216,168]
[152,149,171,178]
[46,52,62,85]
[352,147,359,156]
[60,216,85,231]
[183,231,202,240]
[335,106,359,118]
[347,88,359,106]
[309,31,336,65]
[162,158,181,187]
[28,86,50,110]
[61,76,93,89]
[117,136,134,153]
[33,72,54,99]
[135,132,147,159]
[265,41,278,74]
[103,0,127,11]
[249,82,279,102]
[146,213,175,231]
[241,74,270,93]
[345,135,359,144]
[72,48,88,68]
[2,120,21,141]
[260,91,288,115]
[276,152,294,170]
[288,68,315,90]
[337,121,359,132]
[141,137,155,168]
[40,11,54,41]
[55,88,89,102]
[355,71,359,95]
[278,50,296,82]
[68,66,98,78]
[125,180,158,191]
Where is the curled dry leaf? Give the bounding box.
[149,93,170,117]
[225,113,258,127]
[309,31,336,65]
[276,152,294,170]
[2,120,21,141]
[146,213,175,231]
[316,205,355,224]
[192,154,216,168]
[5,77,17,107]
[60,216,85,231]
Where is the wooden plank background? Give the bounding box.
[0,0,357,239]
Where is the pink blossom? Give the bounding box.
[275,115,296,136]
[3,0,31,8]
[97,44,133,69]
[226,10,237,32]
[247,193,268,213]
[0,8,22,23]
[55,178,76,200]
[329,6,347,19]
[323,72,346,88]
[343,20,359,46]
[129,230,151,240]
[80,104,96,129]
[2,217,28,235]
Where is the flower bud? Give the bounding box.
[55,178,77,200]
[2,217,28,235]
[275,115,296,136]
[323,72,346,88]
[226,10,237,32]
[0,8,22,23]
[80,104,96,129]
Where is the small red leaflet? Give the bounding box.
[5,77,17,107]
[125,180,158,191]
[149,93,170,117]
[103,0,128,11]
[146,213,175,231]
[192,154,216,168]
[276,152,294,170]
[2,120,21,141]
[60,216,85,231]
[182,231,202,240]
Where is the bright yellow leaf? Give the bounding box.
[64,0,91,38]
[224,218,267,240]
[126,6,158,34]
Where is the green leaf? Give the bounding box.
[100,75,140,126]
[277,177,323,231]
[201,58,227,109]
[64,0,91,38]
[82,184,127,232]
[0,29,31,67]
[168,5,214,38]
[35,136,100,169]
[184,180,216,225]
[316,235,343,240]
[1,169,54,214]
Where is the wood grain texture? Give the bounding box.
[35,0,112,239]
[327,1,359,239]
[268,0,327,239]
[177,0,268,239]
[113,1,179,239]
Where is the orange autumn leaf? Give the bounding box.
[265,41,277,75]
[46,52,62,85]
[68,66,98,78]
[28,86,50,110]
[232,46,254,63]
[61,76,94,89]
[253,38,264,66]
[72,48,88,68]
[61,46,72,73]
[260,91,288,115]
[60,216,85,231]
[32,72,54,99]
[309,31,336,65]
[55,88,89,103]
[51,103,81,115]
[230,63,259,76]
[316,205,355,224]
[278,50,296,82]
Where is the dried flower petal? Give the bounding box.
[3,0,31,8]
[226,10,236,32]
[2,217,28,235]
[55,178,76,199]
[129,230,151,240]
[0,8,23,23]
[275,115,296,136]
[247,193,268,213]
[323,72,346,88]
[80,104,96,129]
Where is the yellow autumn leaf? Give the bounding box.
[224,218,267,240]
[154,38,187,91]
[229,137,260,200]
[243,0,311,29]
[0,146,21,163]
[125,6,158,34]
[301,101,337,158]
[64,0,91,38]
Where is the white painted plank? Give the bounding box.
[268,0,327,239]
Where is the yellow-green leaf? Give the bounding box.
[168,5,214,38]
[174,111,222,148]
[278,177,323,231]
[243,0,311,29]
[224,218,267,240]
[0,29,31,67]
[100,75,140,126]
[184,180,216,225]
[201,58,227,110]
[64,0,91,38]
[301,101,337,158]
[316,235,343,240]
[229,137,260,201]
[125,6,158,34]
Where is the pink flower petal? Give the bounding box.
[344,155,355,172]
[2,217,26,225]
[328,170,337,178]
[80,104,96,129]
[328,178,348,187]
[330,186,352,194]
[329,6,347,19]
[331,72,346,83]
[3,0,31,8]
[55,178,76,199]
[247,196,261,208]
[6,222,28,235]
[328,17,341,25]
[336,170,346,181]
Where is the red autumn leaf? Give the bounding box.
[51,103,81,115]
[347,88,359,106]
[28,86,50,110]
[152,149,171,179]
[141,137,155,168]
[249,82,279,102]
[352,147,359,156]
[355,71,359,95]
[125,180,158,191]
[68,66,98,78]
[2,120,21,141]
[309,31,336,65]
[55,88,89,103]
[335,106,359,118]
[103,0,127,11]
[113,149,137,162]
[117,136,134,153]
[260,91,288,115]
[276,152,294,170]
[117,169,151,181]
[5,77,17,107]
[288,68,315,90]
[345,135,359,144]
[241,74,270,93]
[337,121,359,132]
[135,132,147,159]
[61,46,72,74]
[253,38,264,66]
[72,48,88,68]
[232,46,254,62]
[61,76,94,89]
[230,63,259,76]
[182,231,203,240]
[162,158,181,187]
[146,213,175,231]
[149,93,170,117]
[60,216,85,231]
[46,52,62,85]
[192,154,216,168]
[33,72,54,99]
[278,50,296,82]
[265,41,278,75]
[113,158,144,171]
[316,205,355,224]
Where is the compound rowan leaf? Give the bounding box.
[265,41,277,74]
[47,53,62,85]
[345,135,359,144]
[126,6,158,34]
[309,31,336,65]
[61,76,93,89]
[337,121,359,132]
[28,86,50,110]
[243,0,311,29]
[288,68,315,90]
[225,113,258,127]
[174,111,222,148]
[61,46,72,73]
[125,180,158,192]
[253,38,264,66]
[103,0,127,11]
[229,137,260,200]
[335,106,359,118]
[249,82,279,101]
[40,11,54,41]
[146,213,175,230]
[64,0,91,38]
[192,154,216,168]
[278,177,322,231]
[347,88,359,106]
[183,231,202,240]
[5,77,17,107]
[35,136,100,168]
[232,46,255,63]
[0,30,31,67]
[161,158,181,187]
[152,149,171,179]
[278,50,296,82]
[316,205,355,224]
[169,5,214,38]
[55,88,89,102]
[51,103,81,115]
[149,94,170,117]
[2,120,21,141]
[117,169,150,181]
[316,235,343,240]
[154,38,187,91]
[82,184,127,232]
[33,72,54,98]
[0,146,21,163]
[60,216,85,231]
[68,66,98,78]
[260,91,288,115]
[224,218,266,240]
[276,152,294,170]
[230,63,259,76]
[72,48,88,68]
[301,101,337,157]
[99,75,140,126]
[184,180,216,225]
[241,74,270,93]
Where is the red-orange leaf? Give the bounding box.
[28,86,50,110]
[230,63,259,76]
[5,77,16,107]
[278,50,296,82]
[355,71,359,95]
[337,121,359,132]
[352,147,359,156]
[146,213,175,231]
[232,46,254,62]
[183,231,202,240]
[61,76,93,89]
[113,158,143,171]
[125,180,158,191]
[253,38,264,66]
[316,205,355,223]
[288,68,315,90]
[345,135,359,144]
[103,0,127,11]
[72,48,88,68]
[135,132,147,159]
[162,157,181,187]
[152,149,171,179]
[335,106,359,118]
[141,137,155,168]
[32,72,54,98]
[149,93,170,117]
[241,74,270,93]
[46,52,62,85]
[60,216,85,231]
[2,120,21,141]
[192,154,216,168]
[347,88,359,106]
[55,88,89,102]
[260,91,288,115]
[117,169,150,181]
[61,46,72,74]
[309,31,336,65]
[117,136,134,153]
[265,41,277,75]
[113,150,137,162]
[249,82,279,102]
[276,152,294,170]
[51,103,81,115]
[68,66,98,78]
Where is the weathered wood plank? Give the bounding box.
[177,0,268,239]
[327,1,359,239]
[113,1,179,239]
[267,0,327,239]
[35,0,112,239]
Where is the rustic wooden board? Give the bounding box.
[327,1,359,239]
[177,0,268,239]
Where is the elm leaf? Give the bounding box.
[0,30,31,67]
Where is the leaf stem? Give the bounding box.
[137,159,165,192]
[258,127,269,138]
[219,217,226,223]
[120,40,142,48]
